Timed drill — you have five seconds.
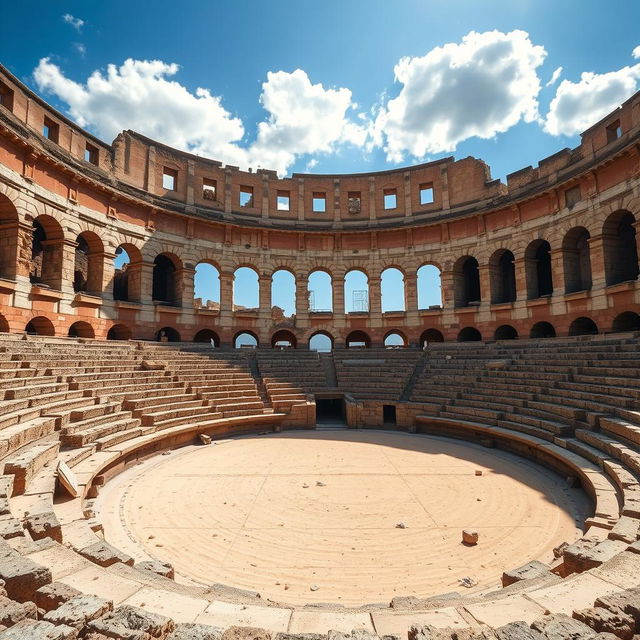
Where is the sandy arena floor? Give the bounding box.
[96,430,589,606]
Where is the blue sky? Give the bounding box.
[3,1,640,317]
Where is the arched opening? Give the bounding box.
[420,328,444,347]
[271,329,297,349]
[381,268,405,312]
[603,210,638,286]
[30,216,64,289]
[152,253,181,306]
[453,256,480,307]
[107,324,132,341]
[309,331,333,352]
[562,227,592,294]
[0,312,9,333]
[384,331,407,347]
[233,267,259,311]
[344,270,369,313]
[494,324,518,340]
[569,317,598,336]
[308,270,333,312]
[525,240,553,299]
[68,321,95,339]
[25,316,55,336]
[457,327,481,342]
[345,330,370,348]
[489,249,516,304]
[417,264,442,309]
[156,326,181,342]
[194,262,220,310]
[73,231,104,295]
[0,194,20,280]
[113,244,142,303]
[612,312,640,333]
[272,270,296,320]
[193,329,220,345]
[234,331,258,349]
[530,321,556,339]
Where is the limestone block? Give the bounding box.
[43,595,112,630]
[594,587,640,628]
[35,582,82,612]
[168,623,224,640]
[0,515,24,540]
[531,613,599,639]
[83,604,175,638]
[0,619,78,639]
[0,595,37,626]
[502,560,553,587]
[221,626,272,640]
[0,542,51,602]
[409,625,477,640]
[134,560,175,579]
[79,541,134,567]
[573,606,634,639]
[563,538,626,573]
[199,434,212,445]
[494,621,543,640]
[24,511,62,543]
[462,530,478,545]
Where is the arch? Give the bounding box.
[381,267,405,312]
[603,210,638,286]
[530,321,556,339]
[417,264,442,309]
[68,321,95,339]
[30,215,64,289]
[344,270,369,313]
[25,316,55,336]
[113,243,142,302]
[156,326,181,342]
[494,324,518,340]
[457,327,481,342]
[612,311,640,333]
[272,269,296,318]
[525,240,553,299]
[193,329,220,345]
[152,253,181,306]
[308,270,333,312]
[0,311,9,333]
[383,330,407,347]
[271,329,297,349]
[0,193,20,280]
[562,227,592,294]
[345,330,370,348]
[194,262,220,310]
[489,249,516,304]
[74,231,104,294]
[569,317,598,336]
[233,267,259,311]
[309,331,333,352]
[453,256,480,307]
[107,324,132,341]
[234,331,259,348]
[420,328,444,347]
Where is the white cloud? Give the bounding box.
[543,64,640,136]
[373,30,546,162]
[62,14,84,31]
[74,43,86,57]
[546,66,563,87]
[633,45,640,59]
[33,58,365,176]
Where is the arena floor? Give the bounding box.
[95,430,589,606]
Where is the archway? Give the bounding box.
[25,316,55,336]
[309,331,333,352]
[68,321,95,339]
[193,329,220,345]
[603,210,638,286]
[308,270,333,312]
[271,329,297,348]
[569,317,598,336]
[530,321,556,339]
[344,270,369,313]
[156,326,181,342]
[0,311,9,333]
[194,262,220,310]
[234,331,258,348]
[30,216,64,289]
[525,240,553,299]
[381,268,405,312]
[345,330,370,348]
[562,227,592,294]
[107,324,132,341]
[489,249,516,304]
[453,256,480,307]
[0,193,19,280]
[612,312,640,333]
[73,231,104,294]
[272,270,296,319]
[420,328,444,347]
[457,327,481,342]
[494,324,518,340]
[233,267,259,311]
[383,331,407,347]
[417,264,442,309]
[113,244,142,302]
[153,254,181,306]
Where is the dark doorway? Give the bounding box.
[316,397,344,424]
[383,404,397,425]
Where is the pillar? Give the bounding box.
[404,273,418,311]
[333,275,345,316]
[368,276,381,314]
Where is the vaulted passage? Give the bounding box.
[490,249,516,304]
[603,210,638,286]
[454,257,480,307]
[562,227,592,294]
[526,240,553,299]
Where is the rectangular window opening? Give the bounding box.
[0,82,14,112]
[383,188,397,210]
[565,185,581,208]
[240,186,254,207]
[606,120,622,143]
[162,167,178,191]
[84,143,98,165]
[43,117,59,144]
[347,191,361,215]
[419,183,434,205]
[203,178,217,200]
[383,404,397,425]
[312,192,326,213]
[277,190,290,211]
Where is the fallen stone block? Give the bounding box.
[43,595,112,630]
[134,560,175,579]
[199,434,212,445]
[84,604,175,638]
[78,541,134,567]
[0,594,37,626]
[494,621,543,640]
[3,442,59,495]
[0,619,78,639]
[0,541,51,602]
[462,529,478,545]
[221,626,272,640]
[35,582,82,612]
[502,560,553,587]
[573,606,634,639]
[24,511,62,543]
[531,613,598,639]
[595,587,640,629]
[168,623,224,640]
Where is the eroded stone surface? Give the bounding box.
[43,595,112,630]
[35,583,82,613]
[134,561,175,580]
[0,595,37,626]
[573,606,634,639]
[167,623,224,640]
[0,619,78,639]
[501,561,552,587]
[221,626,272,640]
[531,613,598,639]
[79,541,134,568]
[0,541,51,602]
[84,604,175,639]
[24,512,62,543]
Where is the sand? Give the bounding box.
[95,430,588,606]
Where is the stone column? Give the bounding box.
[333,275,345,315]
[259,274,272,312]
[176,267,196,308]
[295,272,309,323]
[477,265,490,307]
[404,273,418,311]
[59,239,77,294]
[124,261,144,303]
[587,234,606,290]
[138,261,155,305]
[219,271,234,313]
[368,276,381,314]
[440,269,454,308]
[95,251,116,300]
[550,248,564,296]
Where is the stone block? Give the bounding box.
[563,538,627,573]
[594,587,640,628]
[0,594,37,626]
[502,560,552,587]
[461,529,478,545]
[573,606,635,639]
[221,627,272,640]
[0,619,78,639]
[24,511,62,543]
[43,594,112,630]
[168,623,224,640]
[494,621,543,640]
[35,582,82,612]
[0,542,51,602]
[84,604,175,639]
[531,613,598,639]
[79,541,134,567]
[0,515,24,540]
[134,560,175,579]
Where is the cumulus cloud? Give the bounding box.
[373,30,546,162]
[633,45,640,59]
[73,43,86,58]
[546,66,563,87]
[62,14,84,31]
[543,64,640,136]
[33,58,365,176]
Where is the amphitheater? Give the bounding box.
[0,62,639,639]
